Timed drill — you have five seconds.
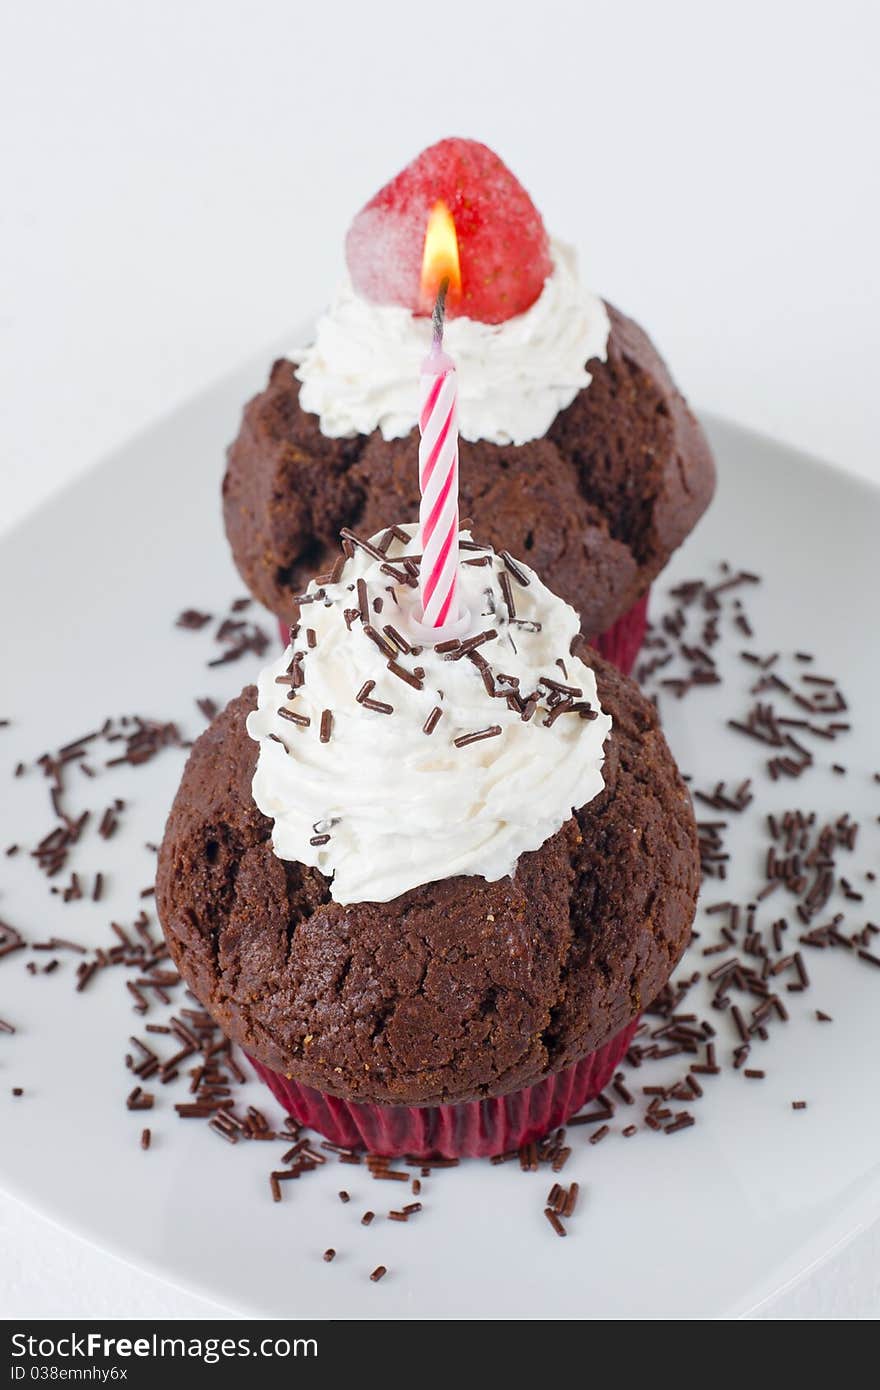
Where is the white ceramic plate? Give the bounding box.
[1,351,879,1320]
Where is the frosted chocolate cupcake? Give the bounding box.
[157,526,700,1157]
[223,138,715,675]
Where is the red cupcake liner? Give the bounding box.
[277,589,649,677]
[591,590,649,676]
[247,1016,639,1159]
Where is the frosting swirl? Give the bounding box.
[247,527,612,904]
[291,241,610,446]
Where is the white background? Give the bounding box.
[1,0,878,1320]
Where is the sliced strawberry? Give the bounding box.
[345,138,552,325]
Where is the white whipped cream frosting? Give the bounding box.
[291,241,610,447]
[247,527,612,905]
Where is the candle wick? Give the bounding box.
[431,276,450,350]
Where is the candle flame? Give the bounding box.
[420,201,461,313]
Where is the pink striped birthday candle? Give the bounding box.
[418,279,460,629]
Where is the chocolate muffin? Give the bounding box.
[157,521,699,1156]
[158,654,697,1108]
[222,304,714,647]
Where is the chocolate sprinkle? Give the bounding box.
[0,921,26,960]
[499,569,517,620]
[423,708,443,736]
[339,527,389,563]
[357,578,369,624]
[356,681,393,716]
[387,661,424,691]
[176,609,212,631]
[277,706,310,729]
[383,625,412,655]
[445,629,497,660]
[363,625,397,660]
[544,1208,566,1237]
[454,726,502,749]
[500,550,530,587]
